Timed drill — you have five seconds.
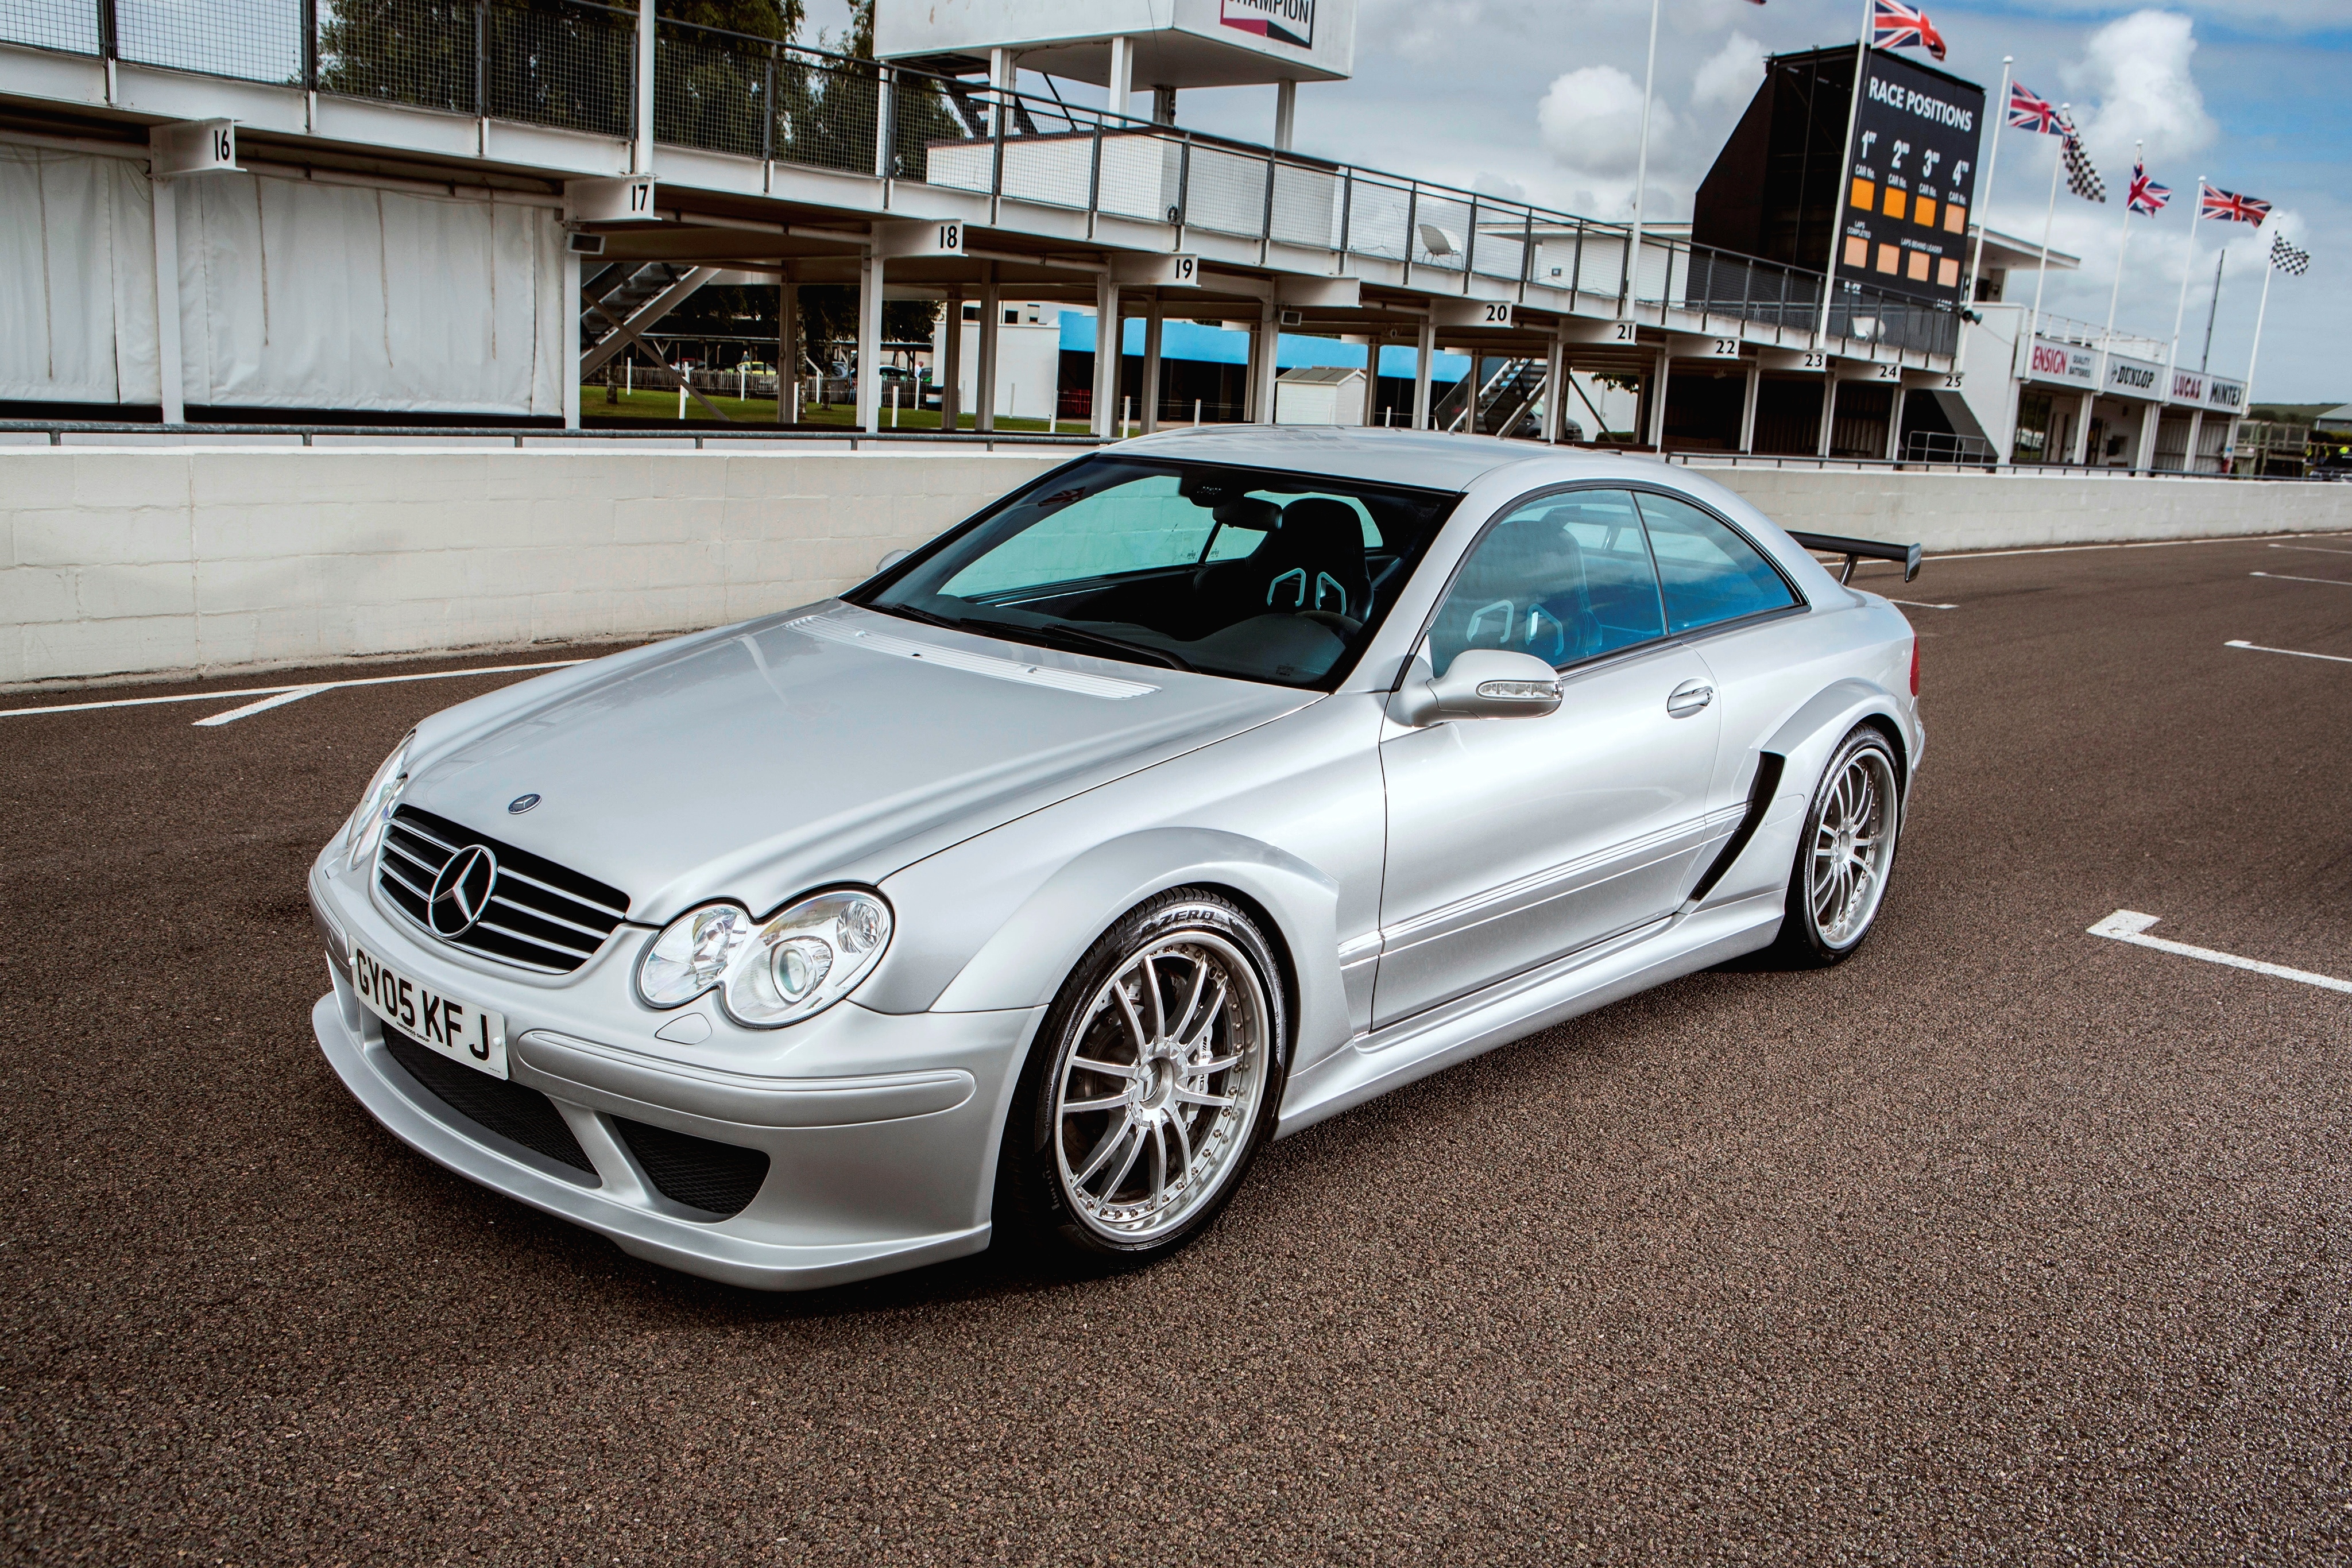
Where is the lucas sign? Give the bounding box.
[1222,0,1313,49]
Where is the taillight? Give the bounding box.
[1908,638,1920,696]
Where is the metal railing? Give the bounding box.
[0,418,1096,449]
[2,2,1953,358]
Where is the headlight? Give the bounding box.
[343,731,413,871]
[637,889,893,1029]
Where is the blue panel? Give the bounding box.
[1060,310,1467,381]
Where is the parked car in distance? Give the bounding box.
[308,427,1925,1290]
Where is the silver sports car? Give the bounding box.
[309,428,1924,1290]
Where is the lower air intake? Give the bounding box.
[612,1117,770,1219]
[382,1028,598,1180]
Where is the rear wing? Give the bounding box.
[1788,531,1923,585]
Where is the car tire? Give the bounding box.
[995,888,1287,1269]
[1768,725,1904,967]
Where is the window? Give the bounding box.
[1003,308,1020,324]
[1633,491,1798,634]
[860,457,1457,689]
[962,302,979,321]
[1426,489,1665,676]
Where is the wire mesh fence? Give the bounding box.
[119,0,303,83]
[489,1,630,135]
[319,0,474,113]
[1,0,101,55]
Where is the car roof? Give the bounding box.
[1112,425,1595,493]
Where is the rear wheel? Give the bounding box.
[1770,727,1903,966]
[997,889,1285,1267]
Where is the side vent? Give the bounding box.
[1689,752,1786,905]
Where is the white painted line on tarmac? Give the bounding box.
[1900,531,2352,563]
[193,685,330,726]
[2088,911,2352,996]
[0,659,589,720]
[2250,571,2352,586]
[1891,599,1959,610]
[2225,639,2352,665]
[2268,542,2352,556]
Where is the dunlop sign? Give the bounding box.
[2105,355,2162,396]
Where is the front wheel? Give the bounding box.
[996,889,1286,1268]
[1770,726,1904,966]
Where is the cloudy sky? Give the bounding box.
[820,2,2350,402]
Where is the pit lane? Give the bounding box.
[5,532,2349,1564]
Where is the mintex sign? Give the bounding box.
[2205,376,2245,413]
[2027,337,2095,386]
[1221,0,1313,49]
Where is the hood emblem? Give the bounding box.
[428,845,500,938]
[507,793,541,814]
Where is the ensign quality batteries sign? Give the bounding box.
[1836,49,1986,307]
[1221,0,1313,49]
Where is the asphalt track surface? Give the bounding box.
[5,533,2351,1566]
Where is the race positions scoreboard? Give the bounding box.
[1835,49,1986,307]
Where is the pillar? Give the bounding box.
[938,284,961,431]
[2136,400,2162,474]
[777,266,798,425]
[1140,293,1163,432]
[2069,390,2095,466]
[976,262,999,432]
[1152,86,1177,125]
[563,247,582,429]
[2184,409,2205,473]
[855,250,883,432]
[1274,79,1297,152]
[633,0,655,175]
[1361,336,1384,427]
[1107,36,1133,121]
[1885,384,1906,462]
[1646,348,1670,451]
[1092,273,1122,438]
[1816,375,1839,458]
[1543,333,1566,443]
[152,177,184,424]
[1255,298,1281,425]
[1411,318,1434,429]
[1738,364,1760,454]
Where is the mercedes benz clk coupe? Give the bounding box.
[309,427,1925,1290]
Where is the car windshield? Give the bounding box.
[854,456,1461,688]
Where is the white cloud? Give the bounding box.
[1538,64,1668,178]
[2063,10,2219,168]
[1692,32,1766,114]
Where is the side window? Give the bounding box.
[942,473,1210,598]
[1425,489,1666,675]
[1634,491,1799,634]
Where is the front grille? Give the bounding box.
[377,804,630,974]
[381,1027,599,1179]
[612,1117,770,1219]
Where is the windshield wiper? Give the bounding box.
[1002,622,1196,673]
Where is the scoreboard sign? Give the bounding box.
[1835,49,1986,307]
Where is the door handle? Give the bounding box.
[1666,680,1714,717]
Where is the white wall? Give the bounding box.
[6,448,2349,687]
[933,304,1065,424]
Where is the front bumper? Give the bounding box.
[309,851,1043,1292]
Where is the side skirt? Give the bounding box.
[1271,890,1783,1139]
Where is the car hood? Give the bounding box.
[400,603,1307,922]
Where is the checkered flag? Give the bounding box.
[2272,232,2311,276]
[2060,117,2106,203]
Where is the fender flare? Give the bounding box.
[1700,678,1910,909]
[927,826,1349,1068]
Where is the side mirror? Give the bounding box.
[1392,649,1562,726]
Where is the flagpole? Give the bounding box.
[1621,0,1662,322]
[2166,176,2203,397]
[2095,138,2140,390]
[2242,243,2278,414]
[1963,56,2013,304]
[2198,247,2226,373]
[1813,0,1879,349]
[2009,115,2065,463]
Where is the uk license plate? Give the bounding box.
[352,944,508,1079]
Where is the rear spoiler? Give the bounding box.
[1788,531,1923,585]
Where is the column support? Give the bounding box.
[1411,319,1434,429]
[2136,400,2162,473]
[2069,390,2095,465]
[1543,332,1565,443]
[1816,375,1839,458]
[938,284,961,431]
[1092,273,1122,438]
[1255,298,1280,425]
[976,262,999,432]
[1274,79,1297,151]
[1140,292,1163,432]
[1738,364,1760,453]
[1646,348,1670,451]
[2184,409,2204,473]
[563,247,582,429]
[855,250,883,432]
[1884,384,1905,462]
[1361,335,1384,427]
[152,177,184,424]
[776,266,797,425]
[1107,36,1133,121]
[633,0,655,175]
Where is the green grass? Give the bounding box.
[582,387,1089,434]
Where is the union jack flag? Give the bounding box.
[1871,0,1946,61]
[2200,183,2270,225]
[2007,82,2063,135]
[2126,161,2172,216]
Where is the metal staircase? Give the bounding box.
[581,263,701,362]
[1436,357,1548,437]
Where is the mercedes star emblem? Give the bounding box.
[427,844,500,938]
[507,793,541,814]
